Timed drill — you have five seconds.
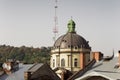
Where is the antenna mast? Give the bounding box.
[53,0,58,42]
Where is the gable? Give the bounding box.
[26,63,60,80]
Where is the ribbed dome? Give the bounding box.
[54,33,91,49]
[53,19,91,49]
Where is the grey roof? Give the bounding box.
[0,63,60,80]
[28,63,43,72]
[54,32,91,49]
[0,64,33,80]
[76,57,120,80]
[30,63,61,80]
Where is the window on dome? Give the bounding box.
[75,46,77,49]
[74,58,78,67]
[61,58,65,67]
[68,45,70,48]
[62,40,67,43]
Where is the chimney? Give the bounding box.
[24,71,31,80]
[92,52,103,62]
[118,50,120,66]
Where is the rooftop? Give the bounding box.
[76,57,120,80]
[0,64,33,80]
[28,63,43,72]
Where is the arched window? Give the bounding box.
[53,59,55,67]
[74,58,78,67]
[61,58,65,67]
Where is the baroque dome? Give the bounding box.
[53,19,91,49]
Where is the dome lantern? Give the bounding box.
[67,19,76,33]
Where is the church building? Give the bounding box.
[50,19,91,72]
[24,19,120,80]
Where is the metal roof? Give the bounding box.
[28,63,43,72]
[76,57,120,80]
[0,64,33,80]
[54,32,91,49]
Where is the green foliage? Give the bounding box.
[0,45,51,64]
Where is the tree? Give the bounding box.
[0,45,51,64]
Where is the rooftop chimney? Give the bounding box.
[118,50,120,66]
[114,50,120,68]
[24,71,31,80]
[92,52,103,62]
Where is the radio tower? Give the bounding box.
[53,0,58,42]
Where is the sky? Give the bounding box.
[0,0,120,55]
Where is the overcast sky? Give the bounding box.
[0,0,120,55]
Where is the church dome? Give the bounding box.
[53,19,91,49]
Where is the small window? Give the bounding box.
[62,40,66,43]
[61,58,65,67]
[53,59,55,67]
[68,45,70,48]
[74,58,78,67]
[75,46,77,49]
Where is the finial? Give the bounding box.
[71,16,73,20]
